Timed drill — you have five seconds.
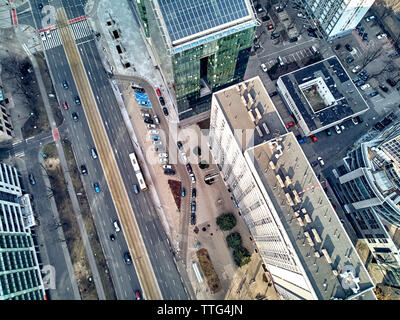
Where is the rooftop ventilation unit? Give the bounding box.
[304,231,314,246]
[301,208,307,214]
[304,214,312,223]
[276,174,285,188]
[255,107,262,120]
[248,110,256,122]
[262,122,270,134]
[248,93,254,106]
[311,228,322,243]
[241,95,247,107]
[269,161,276,170]
[340,266,360,294]
[285,176,292,187]
[285,193,295,206]
[321,248,332,264]
[297,216,305,226]
[314,251,320,258]
[275,145,283,159]
[235,85,240,93]
[256,125,263,137]
[294,211,300,217]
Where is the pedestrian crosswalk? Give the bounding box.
[40,19,92,51]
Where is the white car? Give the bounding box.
[149,129,159,135]
[40,32,46,41]
[147,124,156,129]
[158,153,168,158]
[335,125,341,134]
[297,12,304,18]
[350,48,358,55]
[159,157,168,164]
[46,30,51,38]
[352,65,361,73]
[154,115,160,124]
[141,113,150,118]
[366,15,375,22]
[261,63,268,72]
[181,152,188,164]
[153,141,162,145]
[360,83,371,90]
[377,33,387,39]
[340,124,345,131]
[317,157,325,166]
[113,220,120,233]
[190,174,196,184]
[162,164,172,169]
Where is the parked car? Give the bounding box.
[362,33,368,41]
[40,32,46,41]
[186,163,193,174]
[352,65,361,73]
[62,101,68,110]
[177,141,183,150]
[72,112,79,122]
[360,83,370,90]
[155,88,162,96]
[355,80,366,87]
[356,116,363,123]
[138,100,148,106]
[310,134,317,142]
[191,214,196,225]
[29,174,36,185]
[260,63,268,72]
[345,44,353,52]
[162,164,172,169]
[269,91,278,97]
[387,78,397,87]
[144,118,154,124]
[368,91,378,97]
[192,188,197,198]
[135,290,141,300]
[311,161,319,167]
[164,169,176,175]
[296,135,306,144]
[346,56,354,63]
[270,33,280,40]
[340,124,345,131]
[141,113,151,118]
[335,44,341,50]
[93,182,100,193]
[109,234,115,241]
[159,157,168,164]
[190,174,196,184]
[80,165,88,175]
[159,96,165,106]
[286,121,295,128]
[181,188,185,197]
[123,252,132,265]
[158,152,168,158]
[325,128,332,136]
[154,115,160,124]
[181,152,188,163]
[147,124,156,129]
[289,37,298,43]
[191,201,196,212]
[353,77,361,83]
[377,33,387,39]
[153,140,162,145]
[133,184,139,194]
[317,156,325,166]
[366,15,375,22]
[162,107,169,116]
[379,84,389,92]
[267,24,274,30]
[335,125,341,134]
[75,96,81,105]
[149,129,159,135]
[38,3,43,10]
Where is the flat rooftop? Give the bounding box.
[279,56,369,132]
[155,0,257,51]
[213,76,287,152]
[246,133,375,300]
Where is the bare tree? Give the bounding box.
[369,60,399,79]
[360,47,384,69]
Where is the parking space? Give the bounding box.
[134,92,152,109]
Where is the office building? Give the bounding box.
[0,163,45,300]
[277,56,369,137]
[209,77,375,300]
[135,0,258,123]
[330,122,400,269]
[304,0,375,39]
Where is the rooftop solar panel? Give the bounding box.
[158,0,251,43]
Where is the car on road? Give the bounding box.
[177,141,183,150]
[289,37,298,43]
[335,125,341,134]
[310,134,317,142]
[147,124,156,128]
[154,115,160,124]
[377,33,387,39]
[149,129,159,135]
[368,91,378,97]
[90,148,98,159]
[190,174,196,184]
[360,83,370,90]
[269,91,278,97]
[346,56,354,63]
[345,44,353,52]
[29,174,36,185]
[159,96,165,106]
[123,252,132,265]
[379,84,389,92]
[162,107,169,116]
[317,157,325,166]
[270,33,280,40]
[144,118,154,124]
[352,117,359,125]
[352,65,361,73]
[267,24,274,30]
[311,161,319,167]
[133,184,139,194]
[192,188,196,198]
[325,128,332,136]
[38,3,43,10]
[260,63,268,72]
[63,80,68,89]
[186,163,193,174]
[286,121,295,128]
[135,290,141,300]
[181,188,185,197]
[387,78,397,87]
[80,165,88,175]
[62,101,68,110]
[72,112,79,122]
[93,182,100,193]
[155,88,162,97]
[113,220,120,232]
[164,169,176,175]
[109,234,115,241]
[75,96,81,105]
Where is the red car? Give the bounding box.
[135,290,141,300]
[285,122,294,128]
[310,134,317,142]
[267,24,274,30]
[156,88,162,97]
[62,101,68,110]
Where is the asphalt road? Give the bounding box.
[28,0,188,300]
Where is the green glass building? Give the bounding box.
[135,0,258,122]
[0,163,45,300]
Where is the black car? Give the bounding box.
[162,107,169,116]
[177,141,183,150]
[345,44,353,51]
[261,15,270,22]
[123,252,132,265]
[270,33,280,40]
[356,116,363,123]
[63,80,69,89]
[191,214,196,225]
[159,96,165,106]
[144,118,154,124]
[269,91,278,97]
[191,201,196,213]
[308,31,317,38]
[387,78,397,87]
[109,234,115,241]
[80,165,88,175]
[186,163,193,174]
[29,174,36,185]
[289,37,298,43]
[72,112,79,121]
[379,84,389,92]
[132,85,145,93]
[362,33,368,41]
[192,188,196,198]
[335,44,341,50]
[164,169,176,175]
[346,56,354,63]
[38,3,43,10]
[75,96,81,105]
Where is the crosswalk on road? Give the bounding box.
[40,19,92,51]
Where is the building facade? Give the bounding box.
[304,0,375,39]
[209,77,375,300]
[134,0,257,123]
[0,86,14,142]
[0,163,45,300]
[330,123,400,269]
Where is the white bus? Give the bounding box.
[129,152,147,191]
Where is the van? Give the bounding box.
[91,148,98,159]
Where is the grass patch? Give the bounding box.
[168,179,182,211]
[43,142,98,300]
[196,248,222,294]
[62,139,117,300]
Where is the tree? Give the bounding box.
[216,213,237,231]
[226,232,242,249]
[360,47,383,69]
[233,247,251,267]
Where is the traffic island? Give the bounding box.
[168,179,182,211]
